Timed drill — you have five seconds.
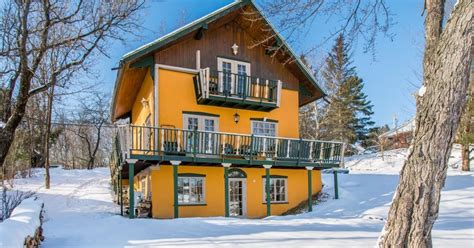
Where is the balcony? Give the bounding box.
[115,125,345,168]
[194,68,282,111]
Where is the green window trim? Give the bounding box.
[178,203,208,206]
[226,168,247,178]
[261,201,289,205]
[178,173,206,177]
[250,118,278,123]
[260,175,287,179]
[182,111,220,117]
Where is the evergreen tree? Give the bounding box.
[319,34,374,145]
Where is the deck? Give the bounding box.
[113,125,345,168]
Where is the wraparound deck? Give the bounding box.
[115,125,345,168]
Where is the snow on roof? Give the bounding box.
[380,119,415,138]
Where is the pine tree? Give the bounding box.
[319,34,374,145]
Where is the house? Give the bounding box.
[380,119,415,149]
[110,0,344,219]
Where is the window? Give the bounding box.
[263,178,288,203]
[178,176,205,204]
[183,114,220,153]
[252,121,277,137]
[217,57,250,96]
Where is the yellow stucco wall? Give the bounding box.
[157,69,299,138]
[131,69,154,126]
[147,165,322,219]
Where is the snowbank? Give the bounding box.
[0,198,44,248]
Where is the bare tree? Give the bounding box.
[258,0,393,61]
[72,93,110,170]
[0,0,144,169]
[378,0,471,246]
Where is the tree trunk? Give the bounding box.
[461,144,470,171]
[43,83,54,189]
[378,0,471,247]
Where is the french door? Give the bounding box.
[217,58,251,97]
[228,178,246,217]
[183,114,219,154]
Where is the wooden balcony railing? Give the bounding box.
[194,68,282,110]
[115,125,345,167]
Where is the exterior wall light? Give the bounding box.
[233,112,240,124]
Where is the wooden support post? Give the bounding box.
[263,164,272,217]
[119,168,123,216]
[171,161,181,218]
[128,162,135,219]
[306,166,314,212]
[333,169,339,199]
[222,163,231,217]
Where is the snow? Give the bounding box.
[0,121,4,128]
[345,144,471,174]
[0,198,43,248]
[9,154,474,247]
[418,85,427,97]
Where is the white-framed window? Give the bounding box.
[183,114,219,132]
[178,176,206,204]
[263,178,288,203]
[183,114,220,153]
[251,121,277,137]
[217,57,251,95]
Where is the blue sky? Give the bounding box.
[93,0,425,127]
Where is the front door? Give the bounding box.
[228,178,246,217]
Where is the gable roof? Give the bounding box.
[112,0,325,121]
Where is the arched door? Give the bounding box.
[228,169,247,217]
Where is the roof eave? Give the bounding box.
[121,0,248,64]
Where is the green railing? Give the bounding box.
[195,68,281,106]
[116,125,345,166]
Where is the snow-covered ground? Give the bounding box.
[9,147,474,247]
[345,144,472,174]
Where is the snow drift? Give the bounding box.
[0,198,44,248]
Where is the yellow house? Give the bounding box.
[110,0,344,219]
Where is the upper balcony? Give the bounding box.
[194,68,282,111]
[115,125,345,169]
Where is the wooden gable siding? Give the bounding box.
[154,19,299,91]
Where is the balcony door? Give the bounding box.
[217,58,250,97]
[183,114,220,154]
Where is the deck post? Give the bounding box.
[119,166,123,216]
[306,166,314,212]
[333,169,339,199]
[222,163,231,217]
[263,164,272,217]
[128,162,135,219]
[171,160,181,218]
